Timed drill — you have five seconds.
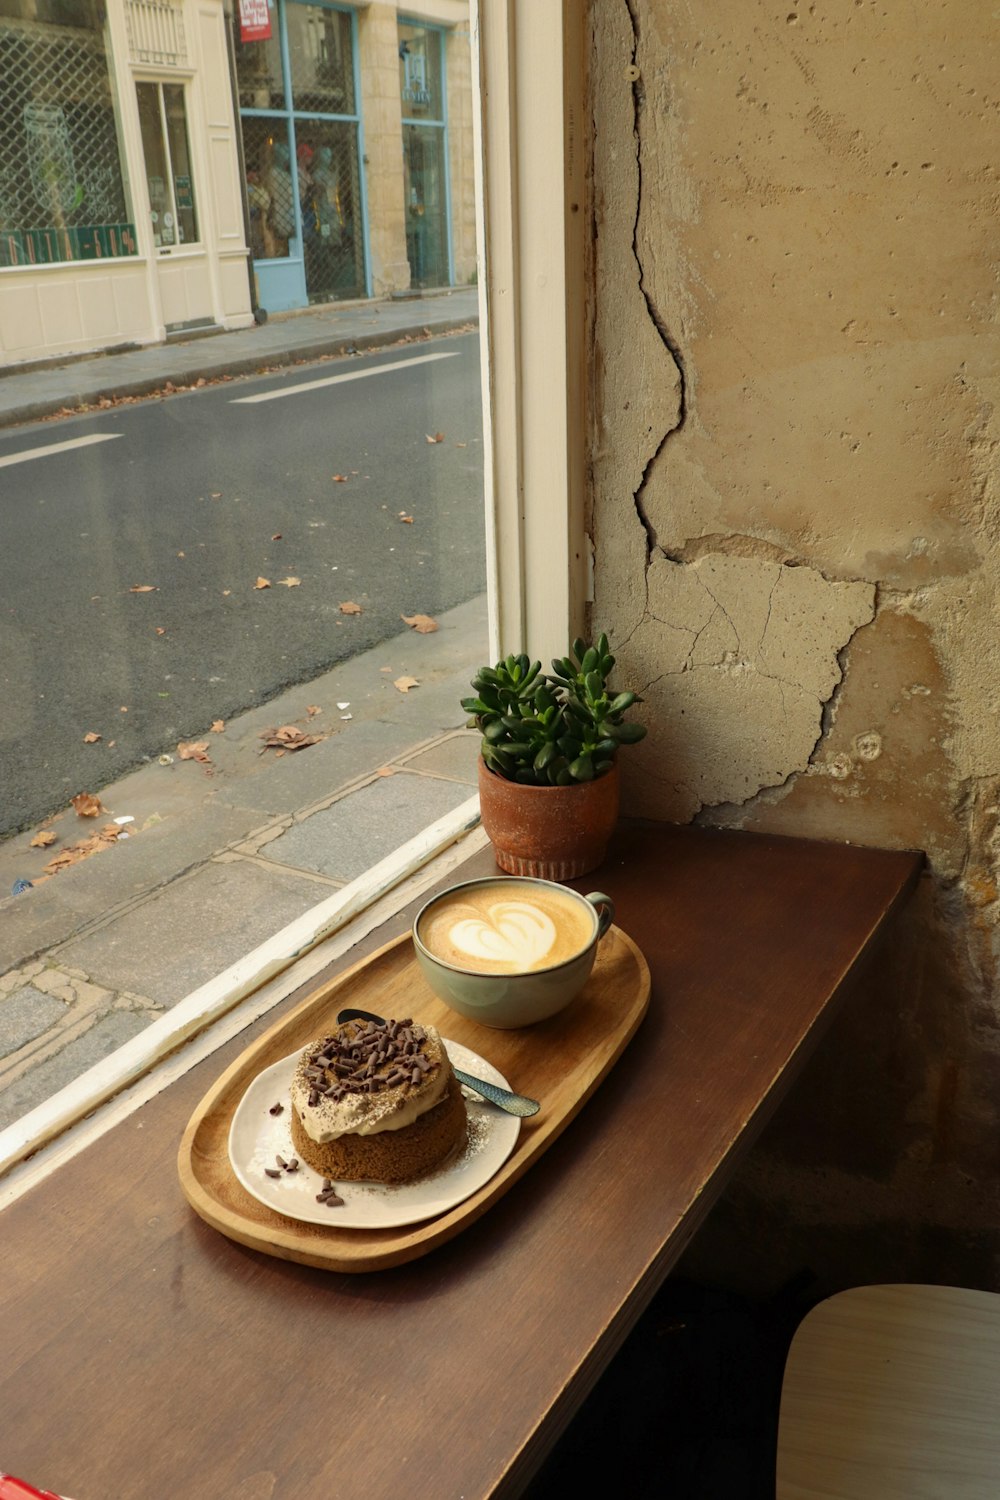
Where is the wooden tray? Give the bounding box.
[178,925,650,1272]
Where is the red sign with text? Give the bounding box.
[239,0,271,43]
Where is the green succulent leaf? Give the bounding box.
[533,741,558,772]
[568,753,595,782]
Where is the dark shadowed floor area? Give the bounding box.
[523,1276,819,1500]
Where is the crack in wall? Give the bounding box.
[625,0,687,567]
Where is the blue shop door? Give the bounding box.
[244,133,308,313]
[253,243,307,313]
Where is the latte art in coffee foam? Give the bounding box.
[450,901,557,967]
[418,881,596,974]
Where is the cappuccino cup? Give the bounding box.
[412,876,615,1029]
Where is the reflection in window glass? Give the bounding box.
[286,2,355,116]
[136,82,198,247]
[235,28,285,112]
[399,22,444,120]
[164,86,197,244]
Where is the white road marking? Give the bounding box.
[0,432,123,469]
[230,350,459,404]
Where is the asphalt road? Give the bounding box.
[0,332,485,838]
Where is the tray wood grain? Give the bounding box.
[178,924,650,1271]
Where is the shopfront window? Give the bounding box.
[136,81,198,249]
[234,0,365,304]
[399,20,450,289]
[0,0,136,267]
[242,117,295,261]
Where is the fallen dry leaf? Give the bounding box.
[271,533,282,541]
[259,725,322,753]
[332,474,349,483]
[399,514,414,524]
[339,600,363,615]
[210,720,225,734]
[222,589,232,596]
[278,576,301,588]
[254,577,271,590]
[177,740,212,763]
[394,676,420,693]
[44,823,127,875]
[306,705,322,717]
[401,613,439,634]
[71,792,103,818]
[120,705,128,713]
[30,830,57,848]
[155,626,166,636]
[177,551,185,558]
[129,584,158,593]
[83,731,102,744]
[425,432,445,444]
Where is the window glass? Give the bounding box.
[136,82,198,248]
[403,122,449,288]
[242,118,295,258]
[235,28,285,112]
[287,3,355,117]
[163,85,198,245]
[297,122,365,301]
[0,0,135,266]
[0,0,493,1152]
[399,21,444,121]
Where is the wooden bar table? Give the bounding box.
[1,824,922,1500]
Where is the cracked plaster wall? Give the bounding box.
[590,0,1000,1288]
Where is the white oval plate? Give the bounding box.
[228,1041,521,1229]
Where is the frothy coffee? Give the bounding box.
[417,880,596,974]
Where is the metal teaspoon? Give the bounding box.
[336,1006,540,1117]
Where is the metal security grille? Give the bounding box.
[0,13,135,266]
[126,0,188,68]
[299,123,364,301]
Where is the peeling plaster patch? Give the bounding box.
[616,554,874,820]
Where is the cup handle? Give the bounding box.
[585,892,615,939]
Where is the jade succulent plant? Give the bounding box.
[462,634,647,786]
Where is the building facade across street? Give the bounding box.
[0,0,476,368]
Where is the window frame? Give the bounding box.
[0,0,587,1189]
[135,76,201,252]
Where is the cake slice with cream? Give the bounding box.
[289,1016,467,1184]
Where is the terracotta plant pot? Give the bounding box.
[477,758,619,880]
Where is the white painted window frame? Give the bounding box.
[0,0,587,1189]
